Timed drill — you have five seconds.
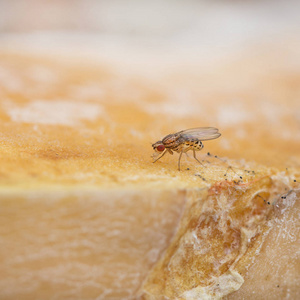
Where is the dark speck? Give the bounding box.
[277,285,280,288]
[294,179,297,182]
[267,202,270,205]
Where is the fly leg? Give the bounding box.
[152,149,167,163]
[178,149,184,171]
[193,148,205,168]
[178,146,193,171]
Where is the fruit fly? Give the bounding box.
[152,127,221,171]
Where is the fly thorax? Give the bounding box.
[162,134,180,147]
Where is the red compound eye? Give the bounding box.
[157,145,165,152]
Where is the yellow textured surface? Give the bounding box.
[0,51,299,299]
[0,52,299,189]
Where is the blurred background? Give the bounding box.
[1,0,300,69]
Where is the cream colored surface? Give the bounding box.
[0,48,299,299]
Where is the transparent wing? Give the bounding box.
[178,127,221,141]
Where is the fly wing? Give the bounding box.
[178,127,221,141]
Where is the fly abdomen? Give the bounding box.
[193,140,204,150]
[182,139,203,150]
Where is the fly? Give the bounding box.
[152,127,221,171]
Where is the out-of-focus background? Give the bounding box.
[1,0,300,69]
